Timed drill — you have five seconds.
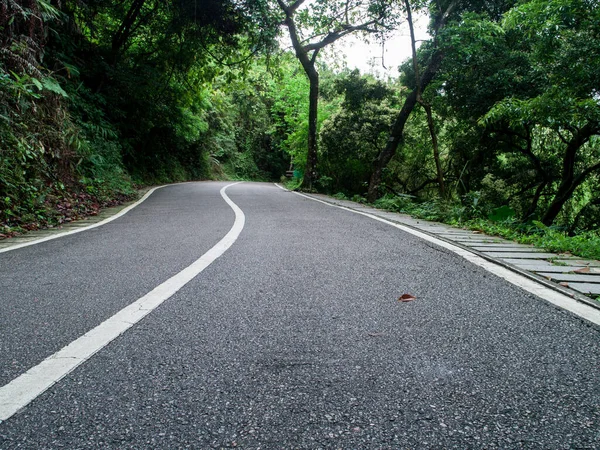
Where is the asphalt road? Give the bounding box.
[1,181,599,448]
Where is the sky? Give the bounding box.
[328,13,430,78]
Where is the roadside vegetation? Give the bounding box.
[369,194,600,260]
[1,0,598,255]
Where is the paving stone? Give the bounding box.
[499,259,557,267]
[457,241,510,246]
[483,252,558,259]
[569,283,600,295]
[537,273,600,283]
[441,237,506,243]
[450,236,494,239]
[430,229,474,234]
[469,242,535,247]
[502,262,587,272]
[550,259,600,267]
[471,246,545,252]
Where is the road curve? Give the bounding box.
[1,181,599,448]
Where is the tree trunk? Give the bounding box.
[277,0,388,191]
[541,184,578,226]
[523,181,546,220]
[541,123,597,225]
[111,0,146,61]
[303,72,319,189]
[367,51,442,202]
[367,0,457,203]
[422,102,446,198]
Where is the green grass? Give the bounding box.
[463,220,600,261]
[369,194,600,261]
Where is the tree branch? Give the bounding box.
[302,20,381,52]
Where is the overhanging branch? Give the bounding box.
[302,19,381,52]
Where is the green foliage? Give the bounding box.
[319,70,397,194]
[435,0,600,228]
[374,194,468,223]
[373,193,600,260]
[269,57,311,170]
[465,220,600,261]
[488,205,515,222]
[0,0,283,231]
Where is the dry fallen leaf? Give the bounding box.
[559,282,569,287]
[398,294,416,302]
[574,267,591,274]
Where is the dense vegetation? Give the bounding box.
[1,0,598,254]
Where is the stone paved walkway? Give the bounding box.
[309,194,600,305]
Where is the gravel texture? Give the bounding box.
[0,182,234,385]
[1,182,599,449]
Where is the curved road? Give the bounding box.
[0,181,599,448]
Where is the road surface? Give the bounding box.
[0,181,599,448]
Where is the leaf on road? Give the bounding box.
[398,294,416,302]
[574,267,590,274]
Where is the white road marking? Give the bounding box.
[0,182,245,423]
[0,183,183,254]
[276,184,600,327]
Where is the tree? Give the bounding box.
[405,0,446,198]
[480,0,600,225]
[319,70,398,194]
[367,0,519,202]
[276,0,394,189]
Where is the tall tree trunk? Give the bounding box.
[367,0,457,202]
[277,0,389,191]
[111,0,146,61]
[304,71,319,189]
[367,52,441,202]
[422,102,446,198]
[542,183,579,226]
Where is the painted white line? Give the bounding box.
[0,182,245,423]
[288,189,600,327]
[0,184,179,254]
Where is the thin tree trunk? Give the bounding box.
[523,181,546,220]
[422,102,446,198]
[277,0,384,191]
[367,0,457,202]
[542,185,578,226]
[367,53,441,202]
[111,0,146,60]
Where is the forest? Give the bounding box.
[1,0,599,257]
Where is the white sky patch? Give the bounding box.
[323,13,430,78]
